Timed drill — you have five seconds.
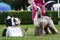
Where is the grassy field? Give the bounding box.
[0,24,60,40]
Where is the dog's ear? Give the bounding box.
[7,16,11,20]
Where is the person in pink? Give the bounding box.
[31,0,45,21]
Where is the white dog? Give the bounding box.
[2,16,23,37]
[33,6,58,36]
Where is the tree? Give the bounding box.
[2,0,29,10]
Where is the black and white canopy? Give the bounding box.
[45,1,56,10]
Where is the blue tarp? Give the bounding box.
[0,2,12,12]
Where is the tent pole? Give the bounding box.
[58,0,59,18]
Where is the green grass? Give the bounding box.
[0,24,60,40]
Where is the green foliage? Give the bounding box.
[9,11,32,24]
[45,10,58,24]
[0,10,58,24]
[0,12,8,24]
[0,11,32,24]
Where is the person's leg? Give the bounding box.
[32,6,36,21]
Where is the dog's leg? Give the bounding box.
[34,27,39,36]
[38,23,44,35]
[44,26,50,34]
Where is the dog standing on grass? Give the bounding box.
[33,6,58,36]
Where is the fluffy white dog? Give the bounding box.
[33,6,58,36]
[2,16,23,37]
